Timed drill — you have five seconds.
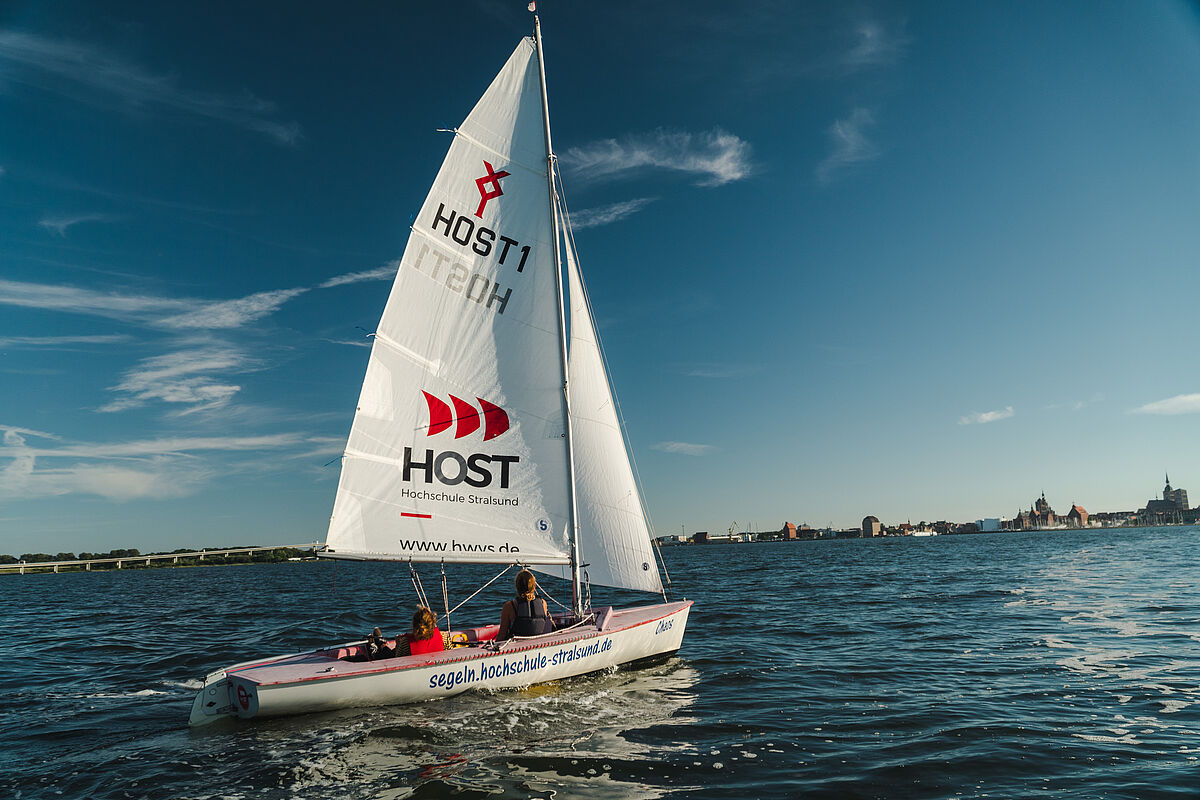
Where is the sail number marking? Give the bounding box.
[408,202,534,317]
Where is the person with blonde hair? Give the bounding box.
[497,569,555,640]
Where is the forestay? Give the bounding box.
[325,38,572,565]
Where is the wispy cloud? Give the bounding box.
[38,212,117,237]
[0,30,300,145]
[817,108,879,184]
[0,334,133,349]
[98,347,249,414]
[569,198,656,230]
[565,129,752,187]
[0,277,190,322]
[841,20,910,71]
[1046,392,1105,412]
[681,362,759,379]
[157,288,308,330]
[652,441,715,456]
[958,406,1015,425]
[1131,393,1200,416]
[0,278,308,331]
[0,425,59,441]
[319,263,398,289]
[0,266,391,415]
[0,425,308,501]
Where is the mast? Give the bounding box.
[533,14,585,617]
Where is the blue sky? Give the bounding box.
[3,1,1200,556]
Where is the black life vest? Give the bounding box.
[511,596,553,637]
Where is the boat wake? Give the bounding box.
[261,659,701,799]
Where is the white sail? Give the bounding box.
[325,38,572,565]
[562,228,664,594]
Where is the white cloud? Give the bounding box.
[652,441,715,456]
[1131,393,1200,416]
[565,129,752,187]
[0,30,300,145]
[817,108,880,184]
[683,362,758,379]
[0,334,133,348]
[0,274,378,416]
[99,347,249,414]
[0,278,308,331]
[0,425,60,440]
[958,406,1015,425]
[842,21,909,71]
[0,277,190,322]
[569,198,656,230]
[319,263,398,289]
[16,432,305,459]
[157,287,308,330]
[38,212,116,237]
[0,426,308,501]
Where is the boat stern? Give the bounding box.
[188,670,238,727]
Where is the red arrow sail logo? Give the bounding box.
[422,391,510,440]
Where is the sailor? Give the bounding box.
[497,569,555,640]
[365,626,395,660]
[402,606,446,655]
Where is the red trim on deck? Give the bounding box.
[402,513,433,519]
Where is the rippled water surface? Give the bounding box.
[3,527,1200,799]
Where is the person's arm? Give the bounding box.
[497,600,514,640]
[541,598,555,630]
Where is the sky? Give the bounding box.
[3,0,1200,556]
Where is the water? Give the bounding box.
[3,527,1199,799]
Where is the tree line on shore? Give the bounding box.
[1,546,314,567]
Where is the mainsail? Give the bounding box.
[325,39,572,564]
[562,230,664,594]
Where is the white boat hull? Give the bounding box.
[189,600,690,726]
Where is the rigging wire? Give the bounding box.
[537,580,570,612]
[409,562,430,610]
[652,536,671,601]
[440,563,514,624]
[440,560,451,633]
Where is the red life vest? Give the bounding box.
[407,628,443,655]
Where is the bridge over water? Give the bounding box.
[0,543,322,575]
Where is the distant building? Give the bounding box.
[691,531,709,544]
[781,522,798,540]
[1012,492,1057,529]
[976,518,1004,532]
[1066,505,1088,528]
[862,516,881,537]
[1145,473,1188,514]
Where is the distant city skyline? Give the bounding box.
[3,2,1200,555]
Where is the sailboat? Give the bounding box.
[189,16,691,726]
